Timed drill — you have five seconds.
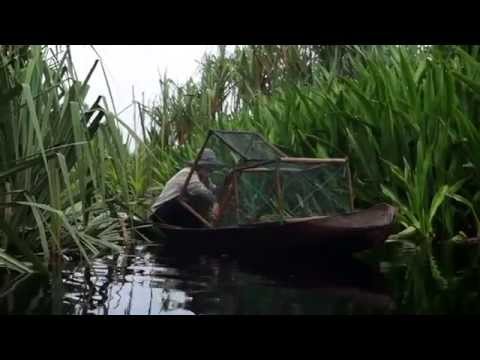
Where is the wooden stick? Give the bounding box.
[214,177,235,225]
[280,157,347,163]
[275,163,284,218]
[256,133,287,157]
[180,131,212,196]
[346,161,355,211]
[214,132,248,161]
[177,198,213,228]
[233,171,240,223]
[233,159,276,172]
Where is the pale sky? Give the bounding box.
[70,45,218,138]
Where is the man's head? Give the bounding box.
[187,148,223,183]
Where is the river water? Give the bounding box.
[0,243,394,315]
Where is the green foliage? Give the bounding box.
[135,45,480,312]
[4,44,480,312]
[0,45,131,272]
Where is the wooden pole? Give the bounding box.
[214,173,235,225]
[280,157,347,164]
[346,160,355,211]
[233,171,240,223]
[180,130,213,196]
[177,198,213,228]
[275,162,284,219]
[233,160,276,172]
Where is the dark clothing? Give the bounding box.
[149,198,206,228]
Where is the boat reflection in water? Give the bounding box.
[0,244,393,315]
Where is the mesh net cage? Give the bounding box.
[184,130,353,227]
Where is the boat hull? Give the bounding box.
[150,203,397,258]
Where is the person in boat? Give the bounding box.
[150,148,223,228]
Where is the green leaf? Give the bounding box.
[429,185,449,224]
[453,71,480,95]
[0,249,33,273]
[388,226,418,240]
[25,194,49,266]
[17,201,90,263]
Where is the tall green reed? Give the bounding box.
[0,45,133,273]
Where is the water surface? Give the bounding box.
[0,244,393,315]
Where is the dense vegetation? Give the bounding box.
[2,44,480,313]
[0,46,130,273]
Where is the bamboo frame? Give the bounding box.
[275,162,284,218]
[213,129,286,159]
[179,130,215,227]
[181,130,213,196]
[239,158,353,219]
[243,166,335,173]
[242,160,348,173]
[255,133,287,157]
[233,159,276,172]
[233,171,240,223]
[212,170,240,226]
[280,157,347,163]
[213,132,249,161]
[214,181,234,226]
[346,160,355,211]
[177,129,354,228]
[178,130,279,227]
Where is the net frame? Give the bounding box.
[179,130,354,228]
[233,158,353,223]
[213,129,287,160]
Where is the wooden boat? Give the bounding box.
[149,203,397,257]
[142,130,397,258]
